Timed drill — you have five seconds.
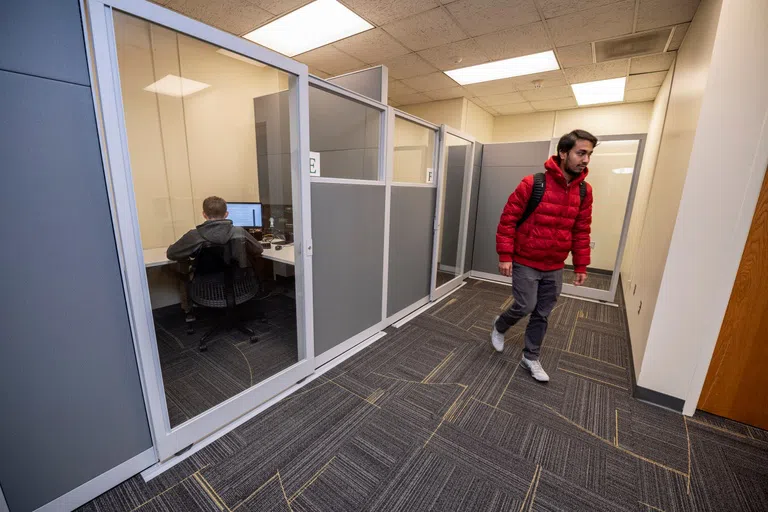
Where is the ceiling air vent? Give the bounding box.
[595,28,672,62]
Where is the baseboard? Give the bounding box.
[35,448,156,512]
[633,386,685,412]
[314,323,388,368]
[469,270,509,284]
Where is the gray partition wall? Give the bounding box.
[463,143,483,274]
[311,183,386,355]
[327,66,385,103]
[254,91,292,206]
[440,145,468,268]
[472,141,550,276]
[0,1,153,510]
[388,187,436,316]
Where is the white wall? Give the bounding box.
[637,0,768,414]
[493,103,654,143]
[622,0,722,384]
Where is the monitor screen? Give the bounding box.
[228,202,263,228]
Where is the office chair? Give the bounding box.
[186,240,261,351]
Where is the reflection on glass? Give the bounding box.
[309,85,381,180]
[436,134,471,288]
[393,117,436,184]
[114,11,299,428]
[565,139,640,290]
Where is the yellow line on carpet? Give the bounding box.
[424,386,468,448]
[528,464,543,512]
[232,473,279,511]
[500,296,514,312]
[232,343,254,387]
[372,372,465,386]
[328,379,381,408]
[564,350,626,369]
[566,310,583,352]
[194,473,228,511]
[128,465,211,512]
[615,409,619,448]
[423,351,455,384]
[519,465,540,512]
[684,416,692,495]
[433,297,458,316]
[558,368,629,390]
[289,456,337,503]
[685,417,765,444]
[277,471,294,511]
[495,360,519,408]
[639,501,666,511]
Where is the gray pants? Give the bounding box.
[494,263,563,361]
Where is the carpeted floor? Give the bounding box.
[153,291,298,427]
[80,278,768,511]
[563,268,612,291]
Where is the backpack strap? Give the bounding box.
[517,173,546,228]
[579,181,587,204]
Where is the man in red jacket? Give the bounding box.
[491,130,595,382]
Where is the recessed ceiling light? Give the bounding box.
[612,167,634,174]
[444,51,559,85]
[571,77,626,106]
[144,74,210,97]
[216,48,266,67]
[243,0,373,57]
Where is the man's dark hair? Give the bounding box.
[557,129,598,154]
[203,196,228,219]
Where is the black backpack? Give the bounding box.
[516,173,587,227]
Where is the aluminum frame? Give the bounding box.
[547,133,647,303]
[430,125,476,301]
[85,0,315,462]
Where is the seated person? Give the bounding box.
[167,196,263,321]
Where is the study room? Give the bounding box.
[113,11,302,429]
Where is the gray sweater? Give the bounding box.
[166,219,263,267]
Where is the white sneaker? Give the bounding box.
[521,358,550,382]
[491,316,505,352]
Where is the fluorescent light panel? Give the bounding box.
[144,74,210,97]
[243,0,373,57]
[571,77,626,106]
[444,51,559,85]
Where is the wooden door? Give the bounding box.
[699,166,768,430]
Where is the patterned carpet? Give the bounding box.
[80,279,768,511]
[563,269,612,291]
[153,292,298,427]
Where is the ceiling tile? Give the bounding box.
[511,70,568,90]
[341,0,439,26]
[383,8,467,52]
[389,98,403,107]
[382,53,439,79]
[626,71,667,90]
[465,77,519,96]
[309,68,332,78]
[636,0,700,32]
[333,28,410,64]
[521,85,573,101]
[625,86,660,102]
[495,102,536,115]
[249,0,311,16]
[396,92,432,105]
[445,0,541,37]
[388,80,418,96]
[418,39,489,71]
[531,97,578,111]
[564,59,628,84]
[556,43,593,68]
[425,86,472,100]
[478,92,527,106]
[166,0,273,35]
[538,0,621,19]
[483,106,500,116]
[546,0,634,47]
[474,22,551,61]
[295,46,366,75]
[401,71,459,91]
[668,23,690,51]
[630,52,675,74]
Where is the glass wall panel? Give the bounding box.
[393,116,436,184]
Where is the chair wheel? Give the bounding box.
[249,336,259,344]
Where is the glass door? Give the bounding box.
[88,0,314,461]
[430,126,475,300]
[550,134,646,303]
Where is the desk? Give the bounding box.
[142,246,294,267]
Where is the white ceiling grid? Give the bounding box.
[155,0,700,114]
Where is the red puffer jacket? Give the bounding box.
[496,156,593,273]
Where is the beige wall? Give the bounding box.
[638,0,768,412]
[620,0,722,384]
[621,65,674,287]
[115,13,285,250]
[463,100,494,143]
[492,103,654,143]
[402,98,465,131]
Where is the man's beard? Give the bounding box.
[564,165,582,178]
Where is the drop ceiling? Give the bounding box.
[151,0,699,115]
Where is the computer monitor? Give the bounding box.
[227,202,263,228]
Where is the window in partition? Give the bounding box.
[308,84,382,181]
[393,116,437,184]
[113,11,299,428]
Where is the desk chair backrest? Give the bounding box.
[188,239,258,310]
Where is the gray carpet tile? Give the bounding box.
[80,278,768,512]
[563,268,613,291]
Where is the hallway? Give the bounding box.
[80,279,768,511]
